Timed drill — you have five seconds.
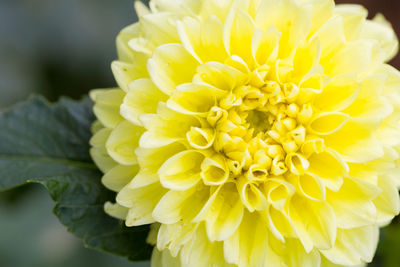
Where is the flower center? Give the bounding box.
[209,78,314,179]
[246,110,271,135]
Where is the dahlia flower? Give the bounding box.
[90,0,400,266]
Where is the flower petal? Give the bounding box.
[117,181,167,226]
[343,74,393,120]
[102,164,139,192]
[251,26,281,66]
[314,74,361,112]
[255,0,313,57]
[112,61,147,92]
[195,62,246,91]
[90,128,117,173]
[121,78,168,125]
[308,149,348,191]
[289,195,337,252]
[324,40,373,77]
[237,176,268,212]
[323,118,384,163]
[167,83,226,115]
[158,150,205,190]
[139,13,180,48]
[223,8,256,66]
[148,44,199,95]
[321,226,379,266]
[140,103,200,148]
[200,155,229,185]
[373,174,400,225]
[309,112,350,136]
[205,183,244,241]
[178,15,228,63]
[151,247,182,267]
[295,173,326,201]
[224,211,268,267]
[104,202,129,220]
[132,142,186,189]
[327,177,381,228]
[334,4,367,42]
[153,184,210,224]
[181,225,231,267]
[310,16,345,61]
[360,14,399,62]
[90,89,125,128]
[106,121,145,165]
[116,23,149,65]
[157,223,197,258]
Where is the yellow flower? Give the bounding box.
[90,0,400,266]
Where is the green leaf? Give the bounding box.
[370,217,400,267]
[0,95,152,261]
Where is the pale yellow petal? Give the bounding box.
[373,174,400,225]
[140,103,200,148]
[199,0,234,23]
[151,0,201,15]
[181,225,232,267]
[321,226,378,266]
[116,23,150,66]
[158,150,205,191]
[282,238,322,267]
[334,4,367,42]
[314,74,361,112]
[157,223,197,257]
[148,44,199,95]
[117,182,167,226]
[343,74,393,120]
[121,78,168,125]
[251,26,281,66]
[323,118,384,163]
[301,0,334,35]
[104,202,129,220]
[151,248,182,267]
[289,195,336,252]
[237,176,268,212]
[178,15,228,63]
[102,164,139,192]
[292,38,321,82]
[106,121,145,165]
[223,8,256,66]
[200,154,229,185]
[308,149,348,191]
[153,184,209,224]
[224,211,268,267]
[167,83,225,115]
[90,128,117,173]
[205,183,244,241]
[195,62,246,91]
[90,89,125,128]
[256,0,313,58]
[309,112,350,136]
[327,177,381,229]
[324,40,372,77]
[311,16,345,61]
[132,142,186,189]
[112,61,148,92]
[264,178,296,210]
[139,13,180,48]
[265,206,296,243]
[295,173,326,201]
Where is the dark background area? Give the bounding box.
[0,0,398,266]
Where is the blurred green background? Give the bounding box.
[0,0,398,266]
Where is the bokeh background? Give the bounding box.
[0,0,399,266]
